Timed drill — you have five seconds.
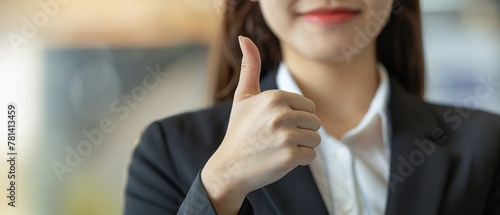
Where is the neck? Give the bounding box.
[282,42,379,138]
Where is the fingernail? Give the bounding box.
[238,35,243,47]
[238,36,246,56]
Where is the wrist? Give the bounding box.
[201,166,248,215]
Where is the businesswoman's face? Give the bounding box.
[257,0,393,63]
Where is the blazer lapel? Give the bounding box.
[385,79,454,215]
[260,166,330,214]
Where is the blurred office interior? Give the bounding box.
[0,0,499,214]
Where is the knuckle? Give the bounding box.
[270,111,292,129]
[280,130,296,145]
[240,61,249,71]
[280,148,298,167]
[264,90,285,106]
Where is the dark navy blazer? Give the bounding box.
[124,71,500,215]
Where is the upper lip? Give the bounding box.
[299,7,361,15]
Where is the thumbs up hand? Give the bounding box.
[201,36,322,215]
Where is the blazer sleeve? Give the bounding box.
[124,121,254,215]
[485,143,500,215]
[178,173,254,215]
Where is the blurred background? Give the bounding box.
[0,0,499,214]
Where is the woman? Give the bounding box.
[124,0,500,214]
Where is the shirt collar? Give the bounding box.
[276,62,391,148]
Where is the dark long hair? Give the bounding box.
[210,0,425,103]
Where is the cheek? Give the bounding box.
[258,2,294,38]
[376,0,394,11]
[345,0,393,45]
[365,0,393,27]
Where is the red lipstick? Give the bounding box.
[301,8,361,25]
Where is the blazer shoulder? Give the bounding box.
[155,101,232,134]
[142,101,233,152]
[424,101,500,129]
[423,102,500,150]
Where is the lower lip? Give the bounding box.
[301,11,361,25]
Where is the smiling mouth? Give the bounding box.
[300,8,362,25]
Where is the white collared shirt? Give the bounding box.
[276,62,391,215]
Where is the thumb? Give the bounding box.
[234,36,262,103]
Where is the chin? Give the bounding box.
[300,41,360,64]
[309,51,356,64]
